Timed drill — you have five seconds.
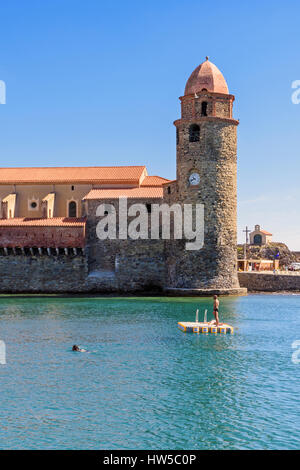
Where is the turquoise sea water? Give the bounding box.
[0,294,299,450]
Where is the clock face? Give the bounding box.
[189,172,200,186]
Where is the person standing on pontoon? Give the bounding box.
[209,295,220,327]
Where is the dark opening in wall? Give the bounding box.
[68,201,77,217]
[189,124,200,142]
[253,234,262,245]
[146,204,151,213]
[201,101,208,116]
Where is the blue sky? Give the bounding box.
[0,0,299,248]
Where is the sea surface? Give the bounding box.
[0,294,299,450]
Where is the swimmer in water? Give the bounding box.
[72,344,87,352]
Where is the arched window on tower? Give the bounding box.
[189,124,200,142]
[68,201,77,218]
[201,101,208,116]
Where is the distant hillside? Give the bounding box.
[237,242,296,267]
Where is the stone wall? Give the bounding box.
[0,224,85,248]
[180,92,234,120]
[85,198,166,293]
[238,272,300,292]
[0,253,88,293]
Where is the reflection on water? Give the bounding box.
[0,295,299,449]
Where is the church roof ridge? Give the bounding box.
[0,165,148,184]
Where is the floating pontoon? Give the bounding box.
[178,309,234,334]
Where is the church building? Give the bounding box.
[250,225,273,245]
[0,58,246,295]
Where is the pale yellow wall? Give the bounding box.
[53,184,92,217]
[250,231,272,245]
[2,193,17,218]
[0,183,139,218]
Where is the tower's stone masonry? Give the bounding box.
[164,58,244,294]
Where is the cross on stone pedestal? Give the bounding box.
[243,226,251,260]
[243,226,251,244]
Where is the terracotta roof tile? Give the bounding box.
[0,217,86,227]
[140,176,170,187]
[260,230,272,236]
[83,187,163,200]
[0,166,146,184]
[162,179,177,185]
[185,58,229,95]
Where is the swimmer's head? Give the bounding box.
[72,345,80,351]
[214,295,218,299]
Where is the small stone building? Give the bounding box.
[250,225,272,245]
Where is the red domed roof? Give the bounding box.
[184,58,229,95]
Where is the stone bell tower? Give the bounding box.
[164,57,246,295]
